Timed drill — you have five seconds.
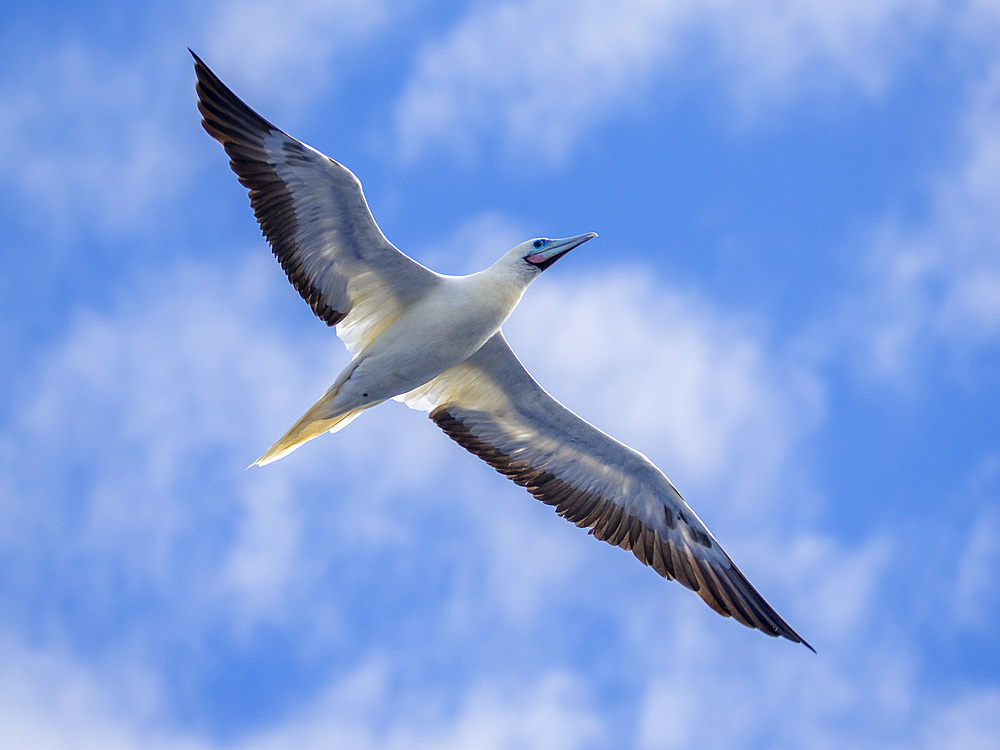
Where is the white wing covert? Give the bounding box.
[193,52,440,355]
[403,333,812,649]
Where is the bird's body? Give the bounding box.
[364,260,529,391]
[255,243,565,464]
[193,51,813,650]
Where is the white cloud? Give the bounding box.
[219,474,306,620]
[2,244,614,648]
[395,0,686,162]
[387,672,605,750]
[506,271,824,522]
[4,3,1000,748]
[244,665,605,750]
[951,451,1000,630]
[632,588,999,749]
[920,691,1000,750]
[0,254,330,635]
[7,192,994,750]
[0,237,826,660]
[202,0,396,111]
[780,534,893,644]
[2,227,995,750]
[418,220,828,626]
[0,0,397,240]
[4,613,1000,750]
[0,627,607,750]
[432,464,590,631]
[0,631,185,750]
[954,513,1000,623]
[418,212,529,275]
[0,42,194,236]
[394,0,940,162]
[841,62,1000,382]
[699,0,939,111]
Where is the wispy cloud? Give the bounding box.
[0,42,194,237]
[698,0,939,110]
[394,0,939,163]
[0,254,331,640]
[951,451,1000,631]
[0,632,605,750]
[920,691,1000,750]
[2,234,995,748]
[245,664,606,750]
[507,271,824,521]
[3,1,999,748]
[0,241,824,704]
[202,0,398,112]
[417,212,529,275]
[839,62,1000,383]
[0,0,398,241]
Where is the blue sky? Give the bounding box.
[2,0,999,747]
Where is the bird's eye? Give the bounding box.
[533,239,544,248]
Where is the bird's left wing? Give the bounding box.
[401,332,812,649]
[193,51,440,355]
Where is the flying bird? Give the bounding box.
[192,51,812,651]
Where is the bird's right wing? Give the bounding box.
[193,52,440,355]
[402,332,812,649]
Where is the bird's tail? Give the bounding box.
[251,386,372,467]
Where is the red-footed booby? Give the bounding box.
[192,51,812,651]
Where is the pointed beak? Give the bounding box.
[525,232,598,271]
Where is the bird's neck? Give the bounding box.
[450,267,529,333]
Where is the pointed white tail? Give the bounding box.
[251,404,368,466]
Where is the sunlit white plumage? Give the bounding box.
[193,51,812,650]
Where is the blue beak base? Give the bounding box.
[525,232,598,271]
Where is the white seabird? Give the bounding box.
[193,51,812,650]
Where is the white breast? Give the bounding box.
[338,271,529,406]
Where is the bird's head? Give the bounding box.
[489,232,597,287]
[518,232,598,273]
